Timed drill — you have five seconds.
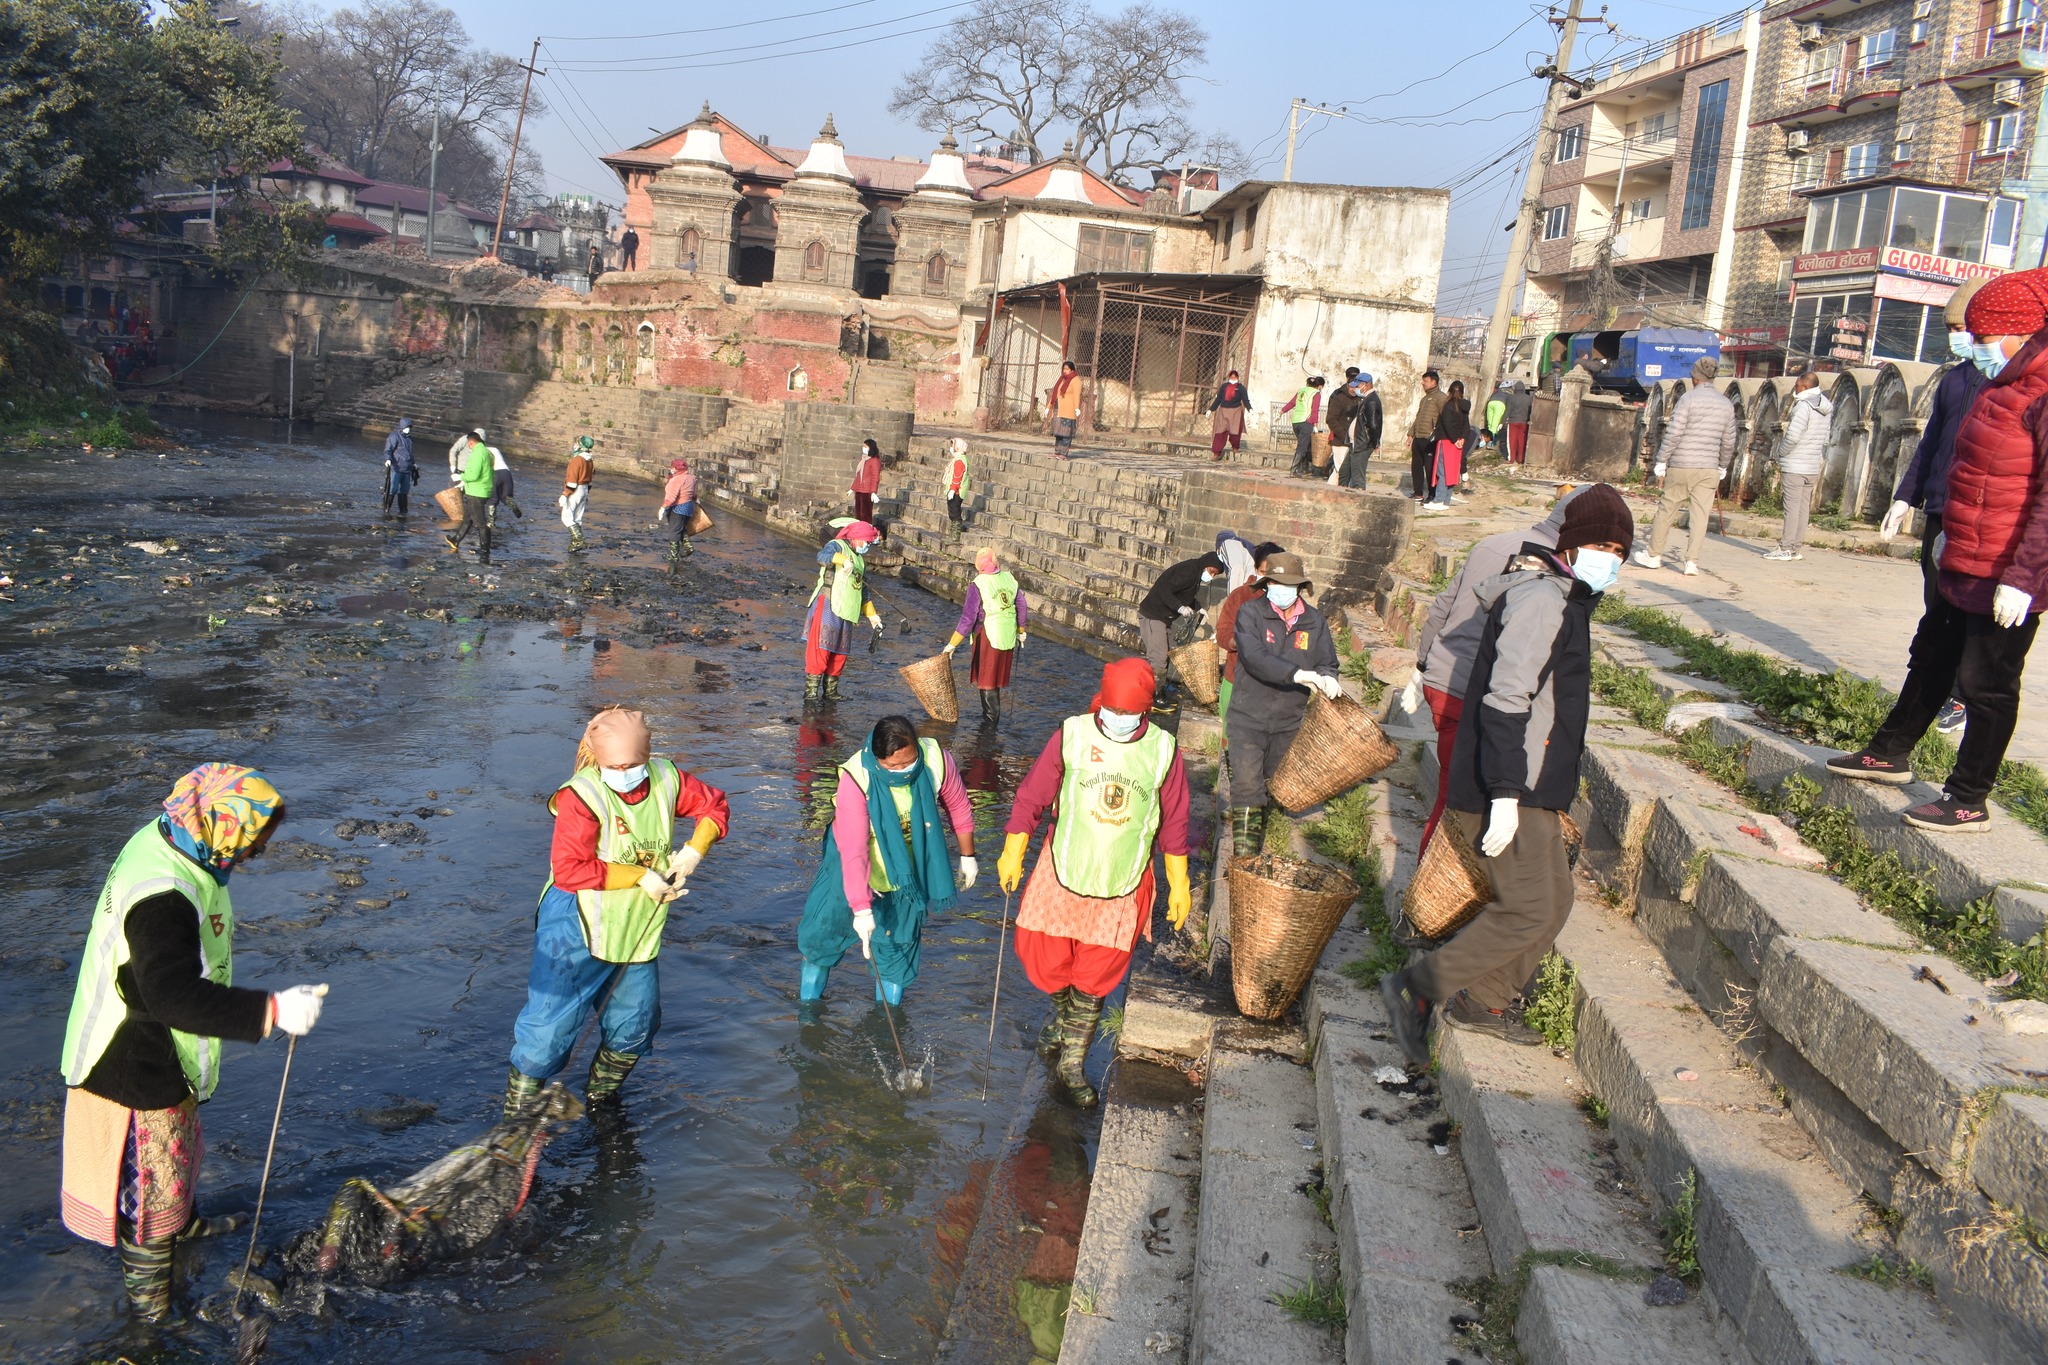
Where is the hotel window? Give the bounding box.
[1556,124,1584,162]
[1680,79,1729,229]
[1542,204,1570,240]
[1842,142,1883,180]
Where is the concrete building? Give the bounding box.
[1726,0,2043,372]
[1524,9,1761,339]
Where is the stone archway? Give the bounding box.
[605,325,627,383]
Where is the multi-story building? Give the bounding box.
[1524,9,1761,340]
[1726,0,2043,373]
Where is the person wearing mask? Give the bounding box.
[381,416,416,519]
[1765,370,1833,562]
[59,765,327,1322]
[1635,357,1736,575]
[1409,370,1448,504]
[1828,270,2048,831]
[1137,551,1225,710]
[797,715,977,1007]
[1226,552,1343,856]
[1877,277,1992,736]
[1214,541,1285,722]
[1502,379,1534,465]
[1049,361,1082,459]
[1406,487,1587,853]
[659,456,698,565]
[1382,487,1634,1061]
[445,429,496,563]
[504,708,729,1116]
[1281,375,1327,478]
[1421,380,1471,513]
[945,546,1028,724]
[1335,374,1382,489]
[851,438,883,526]
[943,437,971,542]
[1208,369,1252,459]
[997,658,1193,1108]
[561,435,596,553]
[804,519,885,704]
[1325,366,1362,481]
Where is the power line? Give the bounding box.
[1332,12,1548,109]
[540,0,888,43]
[546,0,980,69]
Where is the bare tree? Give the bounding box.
[888,0,1086,164]
[1068,5,1204,181]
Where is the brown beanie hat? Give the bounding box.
[1555,483,1635,556]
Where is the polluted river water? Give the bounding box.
[0,416,1117,1364]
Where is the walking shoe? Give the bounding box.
[443,534,461,552]
[1680,561,1699,576]
[1441,992,1544,1047]
[1379,969,1432,1066]
[1902,798,1992,833]
[1419,503,1448,514]
[1631,550,1661,569]
[1936,699,1967,735]
[1762,549,1802,561]
[1825,749,1914,785]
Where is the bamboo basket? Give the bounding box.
[1267,691,1400,812]
[899,653,960,723]
[1169,637,1221,705]
[686,505,714,535]
[1402,812,1585,941]
[1228,853,1360,1020]
[432,484,465,522]
[1311,429,1333,468]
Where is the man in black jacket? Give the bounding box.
[1139,551,1224,705]
[1381,486,1634,1062]
[1225,553,1343,854]
[1337,373,1382,488]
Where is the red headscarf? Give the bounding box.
[841,520,881,544]
[1088,658,1156,714]
[1965,268,2048,338]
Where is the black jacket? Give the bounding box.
[1229,594,1340,730]
[1325,386,1361,444]
[1435,396,1470,445]
[1141,553,1224,623]
[1352,391,1384,452]
[1447,553,1596,813]
[1207,380,1252,412]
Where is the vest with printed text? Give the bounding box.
[1050,715,1175,898]
[974,571,1019,649]
[841,739,947,893]
[557,759,681,963]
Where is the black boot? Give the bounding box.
[980,689,1000,724]
[381,494,394,519]
[823,676,841,702]
[1055,989,1104,1109]
[585,1048,639,1106]
[396,494,409,517]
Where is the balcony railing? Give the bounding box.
[1950,18,2047,67]
[1777,62,1905,105]
[1591,5,1755,85]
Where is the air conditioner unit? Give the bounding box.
[1785,128,1813,153]
[1798,22,1826,45]
[1996,78,2026,106]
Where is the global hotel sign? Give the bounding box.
[1792,245,2003,285]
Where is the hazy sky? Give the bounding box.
[393,0,1753,314]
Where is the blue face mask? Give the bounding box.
[1265,583,1300,610]
[601,764,648,793]
[853,543,870,556]
[1948,331,1976,361]
[1570,548,1622,594]
[1098,709,1143,741]
[1974,339,2010,378]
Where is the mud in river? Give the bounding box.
[0,416,1114,1364]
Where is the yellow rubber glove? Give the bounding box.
[603,861,650,890]
[832,552,850,568]
[865,604,882,625]
[1164,854,1193,931]
[687,816,721,855]
[997,830,1029,892]
[944,630,965,656]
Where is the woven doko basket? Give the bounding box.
[1403,812,1585,941]
[1169,637,1221,705]
[899,653,960,723]
[1229,853,1360,1020]
[1267,691,1400,812]
[432,484,465,522]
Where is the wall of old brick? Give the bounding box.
[778,401,917,513]
[1168,468,1414,611]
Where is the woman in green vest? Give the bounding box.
[944,546,1030,724]
[804,519,884,705]
[797,715,978,1005]
[59,763,328,1322]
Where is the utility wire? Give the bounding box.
[540,0,887,43]
[546,0,982,68]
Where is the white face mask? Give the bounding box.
[601,764,648,793]
[1098,709,1143,741]
[1266,583,1300,610]
[1200,571,1217,585]
[1948,330,1975,361]
[1570,549,1622,594]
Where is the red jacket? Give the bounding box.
[550,768,730,892]
[1940,332,2048,612]
[852,453,882,495]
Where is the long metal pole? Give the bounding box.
[1478,0,1586,391]
[490,40,543,260]
[425,104,442,260]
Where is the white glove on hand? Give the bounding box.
[637,868,684,904]
[1017,631,1028,646]
[870,617,885,634]
[1480,797,1520,857]
[958,855,979,890]
[1177,605,1193,617]
[1879,500,1912,543]
[1314,673,1343,700]
[853,908,875,958]
[942,641,958,656]
[1995,584,2034,628]
[272,983,328,1037]
[1399,671,1425,715]
[666,845,703,882]
[1653,462,1668,478]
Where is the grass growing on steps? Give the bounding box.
[1591,657,1672,732]
[1272,1273,1347,1330]
[1305,785,1405,988]
[1840,1252,1936,1291]
[1333,623,1387,707]
[1521,952,1578,1051]
[1450,1251,1660,1362]
[1660,1169,1702,1281]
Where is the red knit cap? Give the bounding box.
[1965,269,2048,338]
[841,520,881,544]
[1090,658,1156,714]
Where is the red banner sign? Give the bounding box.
[1880,246,2005,284]
[1792,247,1880,275]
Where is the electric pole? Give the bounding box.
[489,40,543,260]
[1282,99,1346,182]
[1479,0,1590,390]
[424,103,442,261]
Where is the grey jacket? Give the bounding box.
[1775,387,1832,477]
[1446,559,1596,813]
[1657,382,1737,472]
[1416,489,1585,699]
[1502,381,1533,423]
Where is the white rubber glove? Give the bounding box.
[1177,604,1194,617]
[1653,462,1668,478]
[666,845,703,882]
[1315,673,1343,700]
[1017,631,1028,646]
[1398,671,1425,715]
[853,908,875,958]
[637,868,684,903]
[1994,584,2033,628]
[1480,797,1520,857]
[942,641,958,655]
[272,983,328,1037]
[1879,500,1912,543]
[958,855,979,890]
[870,617,885,635]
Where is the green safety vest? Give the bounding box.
[1290,385,1319,423]
[841,739,946,894]
[558,758,682,963]
[974,571,1020,650]
[947,453,972,499]
[1486,398,1507,432]
[63,822,235,1102]
[1049,715,1176,898]
[809,539,866,625]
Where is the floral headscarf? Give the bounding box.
[160,763,283,881]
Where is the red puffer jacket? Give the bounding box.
[1940,333,2048,610]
